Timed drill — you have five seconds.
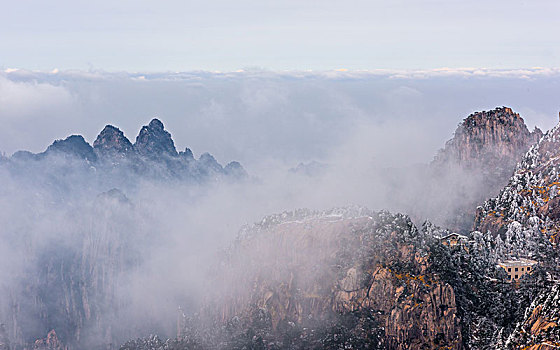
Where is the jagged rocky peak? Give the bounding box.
[134,118,178,158]
[426,107,543,233]
[93,125,133,156]
[433,106,542,169]
[179,147,194,161]
[45,135,97,162]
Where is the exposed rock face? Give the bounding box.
[93,125,133,157]
[183,209,462,349]
[433,107,542,173]
[134,119,177,159]
[178,147,194,162]
[475,119,560,240]
[33,330,66,350]
[45,135,97,162]
[429,107,542,232]
[506,284,560,349]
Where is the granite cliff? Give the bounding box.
[427,107,542,232]
[433,107,542,173]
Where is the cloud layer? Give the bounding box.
[1,69,559,170]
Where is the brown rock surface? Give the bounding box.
[506,284,560,349]
[431,107,542,232]
[32,330,66,350]
[203,209,462,349]
[433,107,542,171]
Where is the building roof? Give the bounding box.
[440,233,469,240]
[498,258,538,267]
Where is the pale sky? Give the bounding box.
[1,0,559,71]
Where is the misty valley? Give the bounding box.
[2,105,560,350]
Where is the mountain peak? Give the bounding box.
[93,125,133,156]
[433,106,542,169]
[148,118,164,130]
[134,118,178,158]
[46,135,97,162]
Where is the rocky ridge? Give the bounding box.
[0,188,145,350]
[163,208,462,349]
[93,125,134,157]
[0,119,248,350]
[5,118,247,186]
[133,119,177,159]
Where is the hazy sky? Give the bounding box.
[1,0,559,71]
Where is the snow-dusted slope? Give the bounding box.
[475,120,560,243]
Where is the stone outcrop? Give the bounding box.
[191,209,462,349]
[428,107,542,232]
[133,119,178,159]
[3,118,247,186]
[93,125,133,157]
[433,107,542,173]
[33,330,67,350]
[45,135,97,162]
[2,189,140,349]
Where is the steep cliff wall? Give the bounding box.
[429,107,542,232]
[434,107,542,172]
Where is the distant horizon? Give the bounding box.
[3,66,560,76]
[2,68,559,171]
